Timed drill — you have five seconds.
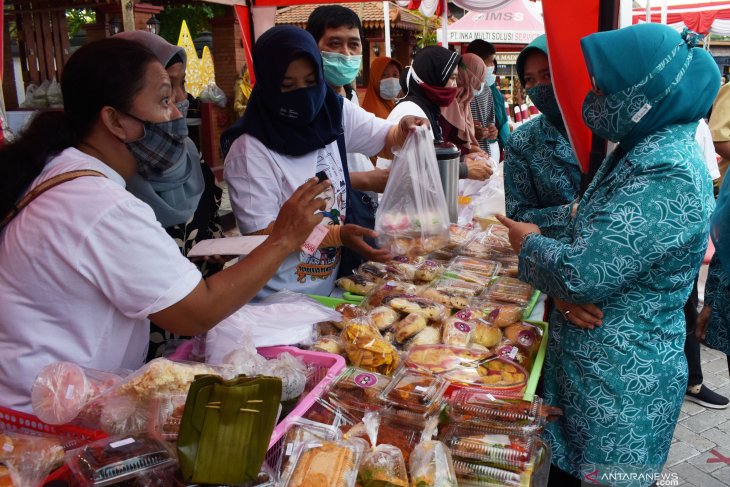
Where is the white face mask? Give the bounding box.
[473,82,486,97]
[485,65,497,87]
[379,77,401,100]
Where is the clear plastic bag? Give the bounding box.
[376,127,450,257]
[356,412,409,487]
[47,76,63,108]
[283,437,366,487]
[0,432,64,487]
[199,82,227,107]
[408,417,457,487]
[468,162,506,230]
[264,352,309,402]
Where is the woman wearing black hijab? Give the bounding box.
[378,46,492,181]
[222,26,425,299]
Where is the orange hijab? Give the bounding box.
[362,57,403,119]
[441,53,486,150]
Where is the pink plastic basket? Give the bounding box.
[167,341,346,471]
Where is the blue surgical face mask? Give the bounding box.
[582,42,692,143]
[485,65,496,87]
[321,51,362,87]
[379,77,401,100]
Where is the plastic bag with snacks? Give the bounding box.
[47,77,63,108]
[277,417,342,484]
[408,417,457,487]
[356,412,409,487]
[341,322,400,376]
[199,83,228,107]
[375,127,450,257]
[31,361,126,426]
[0,432,64,487]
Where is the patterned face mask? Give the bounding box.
[125,115,188,178]
[582,42,693,143]
[527,83,562,124]
[175,98,190,119]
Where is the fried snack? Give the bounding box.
[341,323,400,376]
[316,320,341,336]
[367,282,420,308]
[394,313,428,344]
[116,359,220,398]
[503,323,542,355]
[494,340,532,369]
[414,260,443,283]
[336,303,368,321]
[486,277,534,305]
[313,336,345,356]
[287,441,357,487]
[0,432,65,478]
[421,287,471,310]
[471,322,503,348]
[441,317,475,348]
[406,345,490,375]
[337,275,379,295]
[475,358,528,387]
[480,301,525,328]
[409,440,458,487]
[407,327,441,349]
[369,306,401,331]
[387,296,446,321]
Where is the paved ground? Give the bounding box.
[219,181,730,485]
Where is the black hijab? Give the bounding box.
[220,26,343,157]
[399,46,461,142]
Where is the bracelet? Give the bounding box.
[519,232,536,251]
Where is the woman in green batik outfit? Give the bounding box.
[498,24,719,487]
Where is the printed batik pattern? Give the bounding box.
[504,115,581,239]
[519,123,714,487]
[705,253,730,356]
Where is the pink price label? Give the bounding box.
[353,373,378,388]
[454,321,471,333]
[301,224,329,256]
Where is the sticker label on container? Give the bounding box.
[414,385,430,393]
[354,373,378,388]
[65,384,75,400]
[482,434,511,446]
[454,321,471,333]
[508,347,519,360]
[2,442,13,453]
[285,443,294,456]
[110,437,136,449]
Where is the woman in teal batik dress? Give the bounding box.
[504,35,581,239]
[498,24,719,487]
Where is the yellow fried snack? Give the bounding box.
[341,324,400,376]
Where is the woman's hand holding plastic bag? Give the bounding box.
[375,126,450,257]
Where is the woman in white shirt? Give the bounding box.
[221,26,426,298]
[0,38,329,410]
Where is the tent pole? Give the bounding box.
[383,1,392,57]
[645,0,651,23]
[442,0,448,48]
[583,0,619,190]
[661,0,668,25]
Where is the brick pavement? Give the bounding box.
[664,346,730,486]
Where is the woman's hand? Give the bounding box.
[554,299,603,330]
[341,224,392,262]
[495,214,541,254]
[464,153,493,181]
[696,305,712,342]
[269,178,330,253]
[381,116,430,158]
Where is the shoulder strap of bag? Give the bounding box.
[0,170,106,229]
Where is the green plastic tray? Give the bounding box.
[522,320,548,402]
[307,294,350,309]
[522,290,542,320]
[342,292,365,303]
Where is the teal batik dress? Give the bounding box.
[518,123,714,485]
[504,115,581,238]
[704,253,730,355]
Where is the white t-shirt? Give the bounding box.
[347,92,379,173]
[0,148,202,411]
[376,101,434,169]
[696,118,721,180]
[224,98,393,298]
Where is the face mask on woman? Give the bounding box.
[409,67,458,107]
[175,98,190,119]
[321,51,362,86]
[124,115,188,177]
[379,78,401,100]
[473,82,486,97]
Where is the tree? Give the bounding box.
[65,9,96,38]
[157,4,228,45]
